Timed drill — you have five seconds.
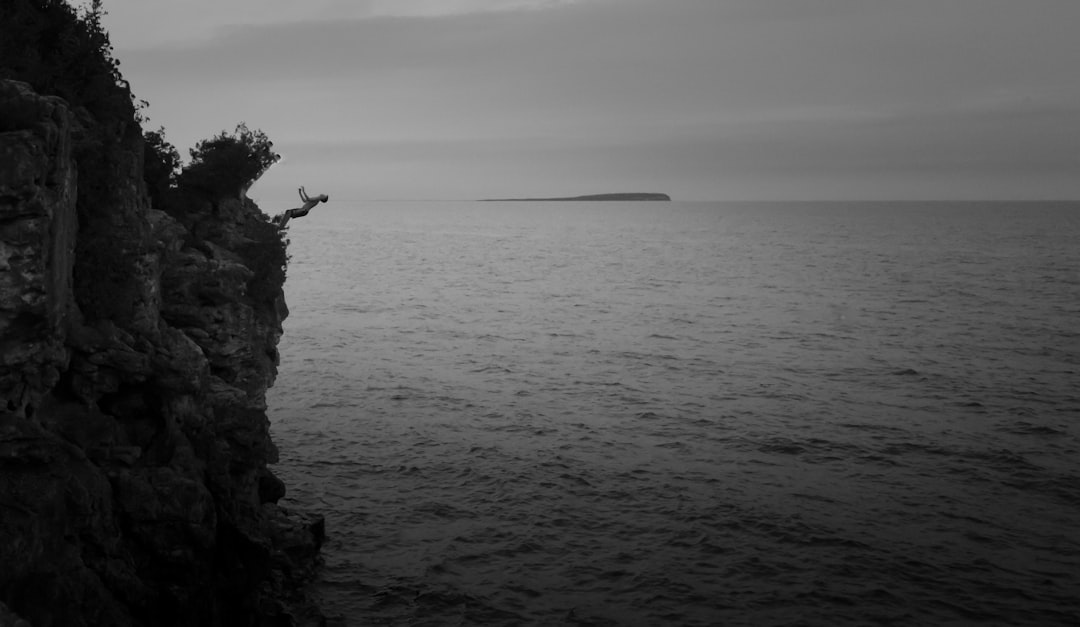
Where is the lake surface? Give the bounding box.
[265,201,1080,626]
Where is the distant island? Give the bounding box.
[483,192,671,201]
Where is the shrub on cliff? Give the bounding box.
[0,0,135,129]
[177,123,280,200]
[143,126,181,208]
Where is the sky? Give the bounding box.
[97,0,1080,202]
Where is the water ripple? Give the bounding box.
[270,201,1080,626]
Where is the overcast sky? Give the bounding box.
[100,0,1080,202]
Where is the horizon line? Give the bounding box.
[251,197,1080,204]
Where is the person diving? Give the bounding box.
[272,186,329,228]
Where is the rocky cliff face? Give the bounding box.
[0,80,323,626]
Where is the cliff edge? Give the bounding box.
[0,79,323,626]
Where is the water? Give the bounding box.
[265,201,1080,626]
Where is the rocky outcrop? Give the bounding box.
[0,80,322,625]
[0,81,76,415]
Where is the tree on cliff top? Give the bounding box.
[177,123,280,200]
[0,0,136,131]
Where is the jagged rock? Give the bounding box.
[0,412,136,627]
[0,80,78,419]
[0,79,324,625]
[258,468,287,504]
[0,601,31,627]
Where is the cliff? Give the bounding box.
[0,79,323,625]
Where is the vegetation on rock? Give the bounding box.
[0,0,281,216]
[178,123,280,200]
[143,126,181,209]
[0,0,134,128]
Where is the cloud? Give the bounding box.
[121,0,1080,116]
[248,91,1080,201]
[110,0,1080,200]
[366,0,588,18]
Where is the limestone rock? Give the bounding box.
[0,79,323,625]
[0,80,77,418]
